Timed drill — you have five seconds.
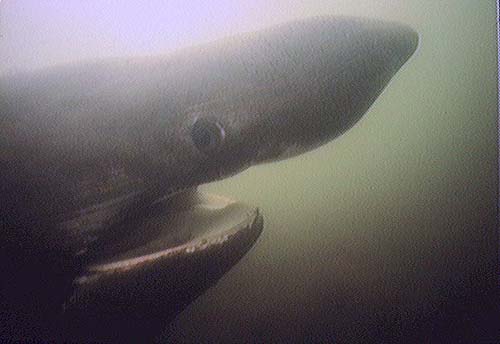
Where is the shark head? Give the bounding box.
[0,16,418,341]
[152,17,418,186]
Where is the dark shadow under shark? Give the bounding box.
[0,16,418,342]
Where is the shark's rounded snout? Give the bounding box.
[401,26,419,61]
[330,18,419,81]
[380,22,419,69]
[229,17,419,164]
[279,17,419,151]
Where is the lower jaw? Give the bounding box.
[61,192,264,342]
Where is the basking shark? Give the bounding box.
[0,16,418,341]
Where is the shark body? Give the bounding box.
[0,16,417,341]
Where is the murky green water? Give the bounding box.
[1,0,497,342]
[165,1,498,342]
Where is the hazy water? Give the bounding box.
[1,1,498,342]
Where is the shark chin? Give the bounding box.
[4,190,263,343]
[60,191,263,342]
[1,191,263,343]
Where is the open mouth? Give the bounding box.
[63,191,264,341]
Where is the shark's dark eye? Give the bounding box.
[191,117,225,153]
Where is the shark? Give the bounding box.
[0,16,418,341]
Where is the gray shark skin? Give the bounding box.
[0,16,418,341]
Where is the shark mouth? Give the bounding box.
[63,191,264,342]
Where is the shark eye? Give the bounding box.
[191,117,225,153]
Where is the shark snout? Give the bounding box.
[290,17,419,143]
[182,17,419,165]
[397,25,419,64]
[371,21,419,72]
[248,17,419,162]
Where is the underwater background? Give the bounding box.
[1,0,498,342]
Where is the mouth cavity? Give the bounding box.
[80,192,262,274]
